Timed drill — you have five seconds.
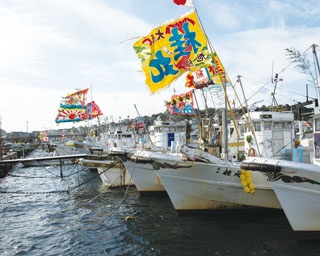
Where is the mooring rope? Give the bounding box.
[0,165,101,194]
[98,152,140,225]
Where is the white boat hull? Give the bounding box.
[98,165,134,188]
[124,147,281,209]
[154,158,281,211]
[241,157,320,231]
[122,150,165,192]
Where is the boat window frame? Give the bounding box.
[264,121,272,130]
[254,121,261,131]
[315,118,320,132]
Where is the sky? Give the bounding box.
[0,0,320,132]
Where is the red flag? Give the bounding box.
[86,101,103,119]
[173,0,194,7]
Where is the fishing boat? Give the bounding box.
[98,126,138,150]
[123,115,281,208]
[129,4,283,210]
[123,119,190,192]
[78,122,141,187]
[90,126,140,187]
[154,106,317,211]
[242,111,303,160]
[240,105,320,232]
[240,157,320,232]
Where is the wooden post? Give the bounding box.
[59,159,63,179]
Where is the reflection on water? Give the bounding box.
[1,149,320,255]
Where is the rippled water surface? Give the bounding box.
[1,149,320,256]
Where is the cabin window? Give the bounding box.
[283,122,292,129]
[273,122,292,129]
[254,122,261,131]
[264,121,272,130]
[230,127,234,136]
[273,122,283,129]
[239,124,245,134]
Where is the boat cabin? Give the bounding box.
[243,111,295,160]
[103,129,137,149]
[148,120,187,151]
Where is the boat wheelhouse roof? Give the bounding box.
[244,111,294,122]
[149,120,187,132]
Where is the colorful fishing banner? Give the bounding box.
[133,11,215,94]
[39,131,49,142]
[55,88,103,124]
[55,108,87,123]
[185,52,230,89]
[165,90,195,115]
[59,88,88,109]
[86,101,103,120]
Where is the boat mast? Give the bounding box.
[193,9,238,160]
[312,44,320,100]
[236,76,261,157]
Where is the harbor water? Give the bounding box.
[1,149,320,256]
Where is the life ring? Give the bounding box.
[263,139,272,149]
[106,143,110,147]
[247,147,256,157]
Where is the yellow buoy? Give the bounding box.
[241,180,248,187]
[125,216,135,221]
[240,169,255,194]
[249,183,255,190]
[244,186,250,193]
[246,177,253,184]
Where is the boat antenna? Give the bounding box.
[271,73,283,109]
[271,61,274,84]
